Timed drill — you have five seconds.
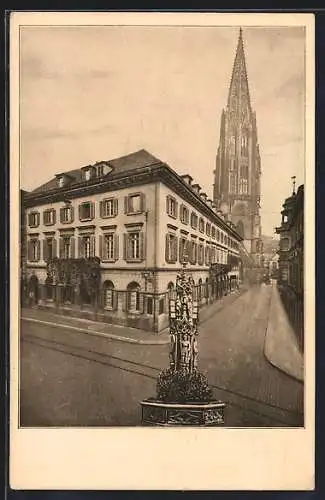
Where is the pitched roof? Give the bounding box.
[31,149,163,194]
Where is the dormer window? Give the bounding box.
[81,166,96,181]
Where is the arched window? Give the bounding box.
[127,281,140,312]
[103,280,115,310]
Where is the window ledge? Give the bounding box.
[101,259,118,263]
[126,211,144,216]
[79,218,94,222]
[124,259,145,263]
[101,214,117,219]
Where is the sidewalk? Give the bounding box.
[21,286,248,346]
[264,284,304,382]
[21,308,170,346]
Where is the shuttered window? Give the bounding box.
[189,240,197,265]
[43,209,56,226]
[166,196,178,218]
[60,206,74,224]
[125,193,145,214]
[78,235,95,258]
[28,239,40,262]
[190,212,198,229]
[180,205,189,224]
[123,232,145,261]
[28,212,40,228]
[165,233,178,263]
[179,238,189,264]
[43,238,57,261]
[79,201,95,221]
[198,244,204,265]
[100,198,118,218]
[99,233,119,261]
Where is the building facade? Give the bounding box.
[276,184,304,350]
[22,149,243,332]
[213,29,263,269]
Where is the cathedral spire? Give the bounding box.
[227,28,252,113]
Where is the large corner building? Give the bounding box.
[22,150,243,333]
[213,29,263,268]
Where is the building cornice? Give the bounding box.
[24,163,243,242]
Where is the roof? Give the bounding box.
[31,149,163,194]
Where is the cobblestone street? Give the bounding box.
[20,284,304,427]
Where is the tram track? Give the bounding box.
[21,330,303,427]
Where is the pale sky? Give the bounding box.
[20,25,305,236]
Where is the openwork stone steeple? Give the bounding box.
[213,28,263,265]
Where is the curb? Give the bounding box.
[263,349,304,384]
[21,317,170,346]
[263,286,304,384]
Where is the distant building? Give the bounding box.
[213,29,263,269]
[22,149,243,332]
[276,183,304,350]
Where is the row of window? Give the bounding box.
[27,231,145,263]
[165,234,229,266]
[27,193,145,228]
[166,195,239,250]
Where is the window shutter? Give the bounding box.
[113,198,118,216]
[70,206,74,223]
[70,236,76,259]
[91,235,96,257]
[90,202,95,220]
[175,201,178,218]
[99,201,103,218]
[28,213,31,226]
[59,238,64,258]
[140,194,145,212]
[140,232,146,260]
[99,235,103,259]
[27,241,32,261]
[179,239,183,263]
[165,234,170,262]
[53,210,56,225]
[60,208,64,223]
[78,237,82,258]
[78,204,82,221]
[114,234,119,260]
[174,236,178,262]
[124,196,128,214]
[123,233,127,260]
[43,239,47,262]
[36,240,40,261]
[53,238,57,259]
[36,213,40,226]
[166,197,169,215]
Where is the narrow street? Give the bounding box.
[19,284,304,427]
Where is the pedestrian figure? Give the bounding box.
[28,290,34,307]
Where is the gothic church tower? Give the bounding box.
[213,29,263,265]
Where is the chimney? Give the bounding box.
[191,183,201,194]
[181,174,193,186]
[207,199,213,208]
[200,192,208,202]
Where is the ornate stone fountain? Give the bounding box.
[140,263,226,426]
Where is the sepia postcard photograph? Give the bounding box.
[9,11,315,491]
